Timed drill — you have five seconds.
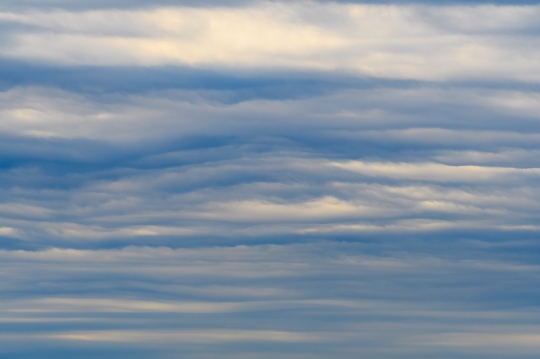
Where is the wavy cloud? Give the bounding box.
[1,1,540,359]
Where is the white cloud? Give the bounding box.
[416,332,540,348]
[331,160,540,182]
[1,3,540,81]
[0,329,325,343]
[2,85,539,145]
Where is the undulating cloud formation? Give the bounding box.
[1,1,540,358]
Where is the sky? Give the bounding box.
[1,0,540,358]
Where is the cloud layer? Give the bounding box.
[1,3,540,81]
[1,1,540,358]
[2,242,540,359]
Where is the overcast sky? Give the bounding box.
[1,1,540,358]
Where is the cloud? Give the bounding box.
[331,161,540,182]
[1,85,539,151]
[41,329,324,343]
[1,243,540,357]
[1,83,539,242]
[1,0,539,12]
[0,2,540,358]
[415,332,540,350]
[1,3,540,81]
[1,82,540,242]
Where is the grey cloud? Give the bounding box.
[1,242,540,358]
[0,83,540,246]
[0,3,540,357]
[3,85,540,142]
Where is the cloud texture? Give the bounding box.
[1,1,540,358]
